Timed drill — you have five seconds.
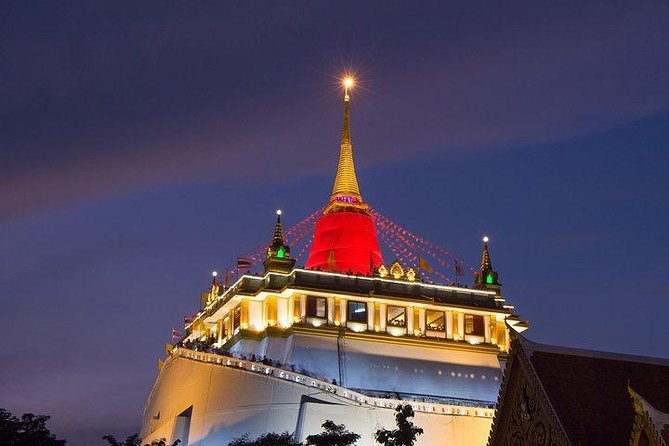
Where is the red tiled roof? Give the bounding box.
[528,347,669,445]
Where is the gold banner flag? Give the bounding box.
[418,257,433,272]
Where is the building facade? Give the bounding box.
[141,82,528,446]
[488,336,669,446]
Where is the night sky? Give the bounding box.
[2,2,668,444]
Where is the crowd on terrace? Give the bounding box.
[176,338,495,408]
[178,339,339,384]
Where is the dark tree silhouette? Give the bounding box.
[228,432,301,446]
[374,405,424,446]
[305,420,360,446]
[102,434,180,446]
[0,408,66,446]
[102,434,141,446]
[143,440,180,446]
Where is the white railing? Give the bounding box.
[172,348,494,419]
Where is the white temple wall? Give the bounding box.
[221,333,503,402]
[141,355,493,446]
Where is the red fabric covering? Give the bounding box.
[305,211,383,275]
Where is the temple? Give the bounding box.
[140,79,528,446]
[488,336,669,446]
[305,78,383,275]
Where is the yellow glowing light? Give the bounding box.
[212,271,218,277]
[483,236,489,243]
[342,76,355,99]
[276,209,282,216]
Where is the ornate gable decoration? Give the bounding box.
[389,261,404,279]
[488,339,571,446]
[629,386,669,446]
[376,261,417,282]
[201,281,223,307]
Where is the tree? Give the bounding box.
[102,434,180,446]
[102,434,141,446]
[143,440,180,446]
[305,420,360,446]
[0,408,66,446]
[228,432,301,446]
[374,405,423,446]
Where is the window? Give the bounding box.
[307,296,327,318]
[232,306,241,332]
[465,314,484,336]
[387,305,406,327]
[426,310,445,331]
[347,301,367,323]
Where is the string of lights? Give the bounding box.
[371,209,475,274]
[221,206,473,285]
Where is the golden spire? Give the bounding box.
[267,209,290,259]
[271,209,284,247]
[479,236,492,271]
[330,76,362,203]
[475,235,500,291]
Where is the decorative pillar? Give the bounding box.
[484,315,491,343]
[406,306,414,335]
[379,303,387,332]
[299,295,307,322]
[367,301,375,329]
[340,299,347,324]
[217,319,223,345]
[446,310,453,339]
[241,300,249,329]
[457,312,465,340]
[327,297,335,325]
[418,307,426,335]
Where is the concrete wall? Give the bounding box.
[141,354,493,446]
[225,333,502,402]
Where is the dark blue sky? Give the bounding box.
[1,1,668,444]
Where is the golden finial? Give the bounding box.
[343,77,354,101]
[329,75,363,207]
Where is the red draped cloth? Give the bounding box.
[305,211,383,275]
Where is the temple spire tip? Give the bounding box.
[480,236,492,271]
[343,76,354,101]
[329,75,363,207]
